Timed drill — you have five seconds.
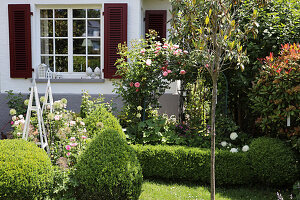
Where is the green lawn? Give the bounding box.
[140,180,290,200]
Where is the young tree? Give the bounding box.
[169,0,259,199]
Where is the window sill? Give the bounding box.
[35,78,105,83]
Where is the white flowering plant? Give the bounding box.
[11,98,90,168]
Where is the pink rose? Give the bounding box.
[163,43,169,48]
[54,115,60,121]
[154,50,159,54]
[167,70,172,73]
[156,42,162,46]
[146,59,152,66]
[80,121,85,126]
[183,50,188,54]
[65,145,71,150]
[70,137,76,142]
[11,121,14,125]
[205,64,209,68]
[70,143,78,147]
[180,70,186,75]
[156,47,161,51]
[82,135,87,139]
[66,152,71,156]
[136,89,139,92]
[129,82,134,87]
[163,71,168,77]
[173,44,179,49]
[140,49,145,54]
[173,50,179,56]
[134,82,140,88]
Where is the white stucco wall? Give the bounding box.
[0,0,176,94]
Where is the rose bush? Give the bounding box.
[114,30,191,128]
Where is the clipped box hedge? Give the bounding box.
[132,145,253,186]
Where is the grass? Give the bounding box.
[139,180,292,200]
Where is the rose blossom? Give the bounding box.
[134,82,140,88]
[221,141,227,147]
[140,49,145,54]
[54,115,60,121]
[70,137,76,142]
[146,59,152,66]
[70,143,78,147]
[183,50,188,54]
[162,43,169,48]
[156,42,162,46]
[82,135,87,139]
[80,121,85,126]
[18,115,24,119]
[129,82,134,87]
[14,121,19,126]
[163,71,168,77]
[230,132,238,140]
[156,47,161,51]
[66,152,71,156]
[167,70,172,73]
[230,148,238,153]
[65,145,71,150]
[180,70,186,75]
[70,121,76,126]
[12,116,17,121]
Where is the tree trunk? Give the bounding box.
[211,74,218,200]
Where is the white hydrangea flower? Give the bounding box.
[136,113,141,118]
[18,115,23,119]
[230,132,238,140]
[242,145,249,152]
[230,148,238,153]
[221,141,227,147]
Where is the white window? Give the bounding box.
[39,6,102,78]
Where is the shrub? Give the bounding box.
[75,128,143,200]
[249,137,298,186]
[84,104,124,139]
[0,139,54,199]
[132,145,253,186]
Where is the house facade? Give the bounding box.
[0,0,179,136]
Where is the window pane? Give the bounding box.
[73,39,86,54]
[55,20,68,37]
[55,9,67,18]
[40,9,53,18]
[40,20,53,37]
[55,39,68,54]
[41,56,54,71]
[88,20,100,36]
[88,9,101,18]
[88,38,100,54]
[73,20,86,37]
[88,56,100,71]
[56,56,68,72]
[73,9,86,18]
[41,39,53,54]
[73,56,86,72]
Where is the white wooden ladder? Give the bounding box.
[41,79,54,113]
[22,79,49,153]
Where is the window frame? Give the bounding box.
[36,4,104,79]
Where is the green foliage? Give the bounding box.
[5,90,28,115]
[48,167,77,200]
[249,137,298,186]
[84,104,124,139]
[249,43,300,151]
[75,128,143,200]
[0,139,54,199]
[132,145,253,186]
[220,0,300,132]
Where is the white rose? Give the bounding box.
[136,113,141,118]
[18,115,24,119]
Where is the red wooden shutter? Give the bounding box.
[8,4,32,78]
[104,4,127,79]
[145,10,167,41]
